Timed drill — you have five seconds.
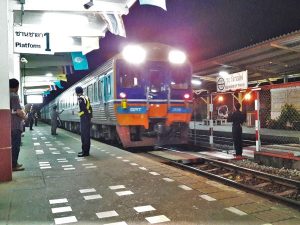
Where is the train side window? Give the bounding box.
[93,82,98,102]
[98,80,102,102]
[87,84,93,102]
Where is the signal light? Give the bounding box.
[184,93,190,99]
[218,96,224,102]
[120,92,126,98]
[244,93,251,101]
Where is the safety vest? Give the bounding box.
[78,95,92,117]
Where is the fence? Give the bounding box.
[189,82,300,153]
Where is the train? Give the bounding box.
[41,43,193,148]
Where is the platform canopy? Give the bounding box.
[193,30,300,91]
[12,0,137,96]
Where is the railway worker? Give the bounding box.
[9,78,27,171]
[50,105,64,135]
[227,102,246,159]
[75,86,93,157]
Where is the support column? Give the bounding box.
[0,0,12,182]
[255,91,261,152]
[209,94,214,145]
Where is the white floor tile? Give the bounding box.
[225,207,247,216]
[200,195,216,201]
[145,215,170,224]
[178,185,192,190]
[79,188,96,193]
[96,210,119,219]
[149,172,160,176]
[54,216,77,225]
[51,206,72,214]
[134,205,156,213]
[84,194,102,200]
[115,191,134,196]
[109,185,125,190]
[162,178,174,182]
[49,198,68,204]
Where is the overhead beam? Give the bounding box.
[12,0,130,14]
[270,43,300,54]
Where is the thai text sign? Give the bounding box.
[14,27,53,54]
[217,70,248,92]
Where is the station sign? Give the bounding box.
[216,70,248,92]
[13,27,54,54]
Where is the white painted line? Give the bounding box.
[115,191,134,196]
[79,188,96,193]
[54,216,77,225]
[117,156,123,159]
[122,160,129,162]
[225,207,247,216]
[66,151,76,154]
[57,158,67,161]
[46,144,53,146]
[111,154,116,156]
[101,150,105,152]
[103,222,128,225]
[52,152,61,155]
[34,143,40,146]
[62,165,73,168]
[149,172,160,176]
[63,168,75,170]
[45,141,50,143]
[85,166,97,169]
[162,178,174,182]
[145,215,170,224]
[35,150,44,154]
[49,198,68,204]
[139,167,148,171]
[84,194,102,200]
[51,206,72,214]
[82,163,94,166]
[32,138,37,140]
[63,147,71,150]
[49,148,57,150]
[96,210,119,219]
[58,160,68,163]
[134,205,156,213]
[130,163,138,166]
[109,185,125,190]
[40,166,52,169]
[200,195,216,201]
[178,185,192,191]
[76,159,85,161]
[39,162,49,164]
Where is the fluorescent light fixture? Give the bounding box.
[27,95,43,104]
[191,79,202,85]
[122,45,146,64]
[219,71,229,77]
[168,50,186,64]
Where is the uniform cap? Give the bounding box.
[75,86,83,94]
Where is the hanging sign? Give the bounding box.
[13,27,54,54]
[217,70,248,92]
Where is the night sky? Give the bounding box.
[44,0,300,103]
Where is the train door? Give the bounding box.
[101,73,112,119]
[146,64,169,100]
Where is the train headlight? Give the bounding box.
[120,92,126,99]
[122,45,146,64]
[184,93,190,99]
[168,50,186,64]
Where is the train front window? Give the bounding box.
[149,70,163,93]
[170,66,191,90]
[119,67,142,88]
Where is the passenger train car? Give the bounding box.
[41,43,193,148]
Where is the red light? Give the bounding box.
[218,96,224,102]
[244,93,251,101]
[184,93,190,99]
[120,92,126,98]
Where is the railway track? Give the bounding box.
[152,147,300,208]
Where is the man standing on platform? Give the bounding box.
[227,102,246,159]
[75,86,92,157]
[50,105,64,135]
[9,78,26,171]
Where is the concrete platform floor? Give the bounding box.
[1,123,300,225]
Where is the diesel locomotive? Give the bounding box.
[41,43,193,147]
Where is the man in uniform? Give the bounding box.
[227,102,246,158]
[50,105,64,135]
[9,78,27,171]
[75,86,92,157]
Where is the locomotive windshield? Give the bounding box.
[119,66,142,88]
[170,65,191,90]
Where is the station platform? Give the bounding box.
[1,124,300,225]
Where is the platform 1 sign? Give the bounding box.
[217,70,248,92]
[13,27,53,54]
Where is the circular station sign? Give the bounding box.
[217,77,225,91]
